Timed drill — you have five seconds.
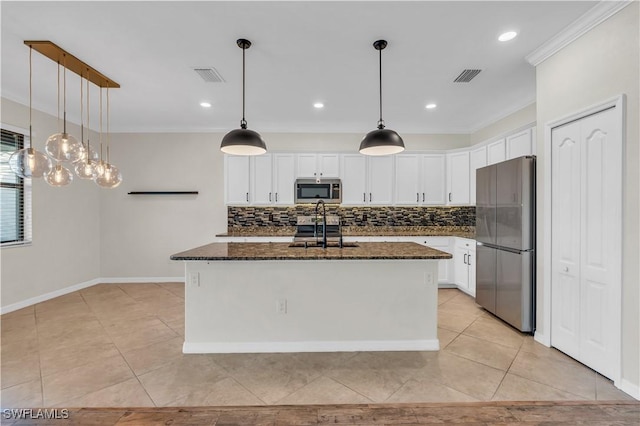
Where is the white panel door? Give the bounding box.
[469,146,487,204]
[446,151,470,204]
[252,155,273,205]
[225,155,250,205]
[394,154,421,204]
[487,138,506,165]
[506,128,533,159]
[318,154,340,178]
[368,156,394,205]
[340,154,367,205]
[273,154,295,205]
[422,154,446,205]
[551,107,621,379]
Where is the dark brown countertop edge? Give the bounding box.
[171,242,453,261]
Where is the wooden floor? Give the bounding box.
[3,401,638,425]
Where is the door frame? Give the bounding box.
[539,94,625,385]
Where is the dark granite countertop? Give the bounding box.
[171,242,453,261]
[216,226,475,239]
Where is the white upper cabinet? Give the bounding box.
[446,151,470,205]
[225,155,251,205]
[487,138,506,165]
[296,153,340,178]
[394,154,445,205]
[252,154,296,205]
[469,145,487,205]
[340,154,393,205]
[506,128,534,159]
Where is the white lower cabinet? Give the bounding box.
[454,238,476,296]
[412,237,454,284]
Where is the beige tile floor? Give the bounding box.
[0,284,634,407]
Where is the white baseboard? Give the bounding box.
[618,378,640,401]
[0,277,184,314]
[0,278,101,315]
[534,330,550,346]
[183,339,440,354]
[99,277,184,284]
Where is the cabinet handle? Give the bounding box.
[246,192,249,202]
[275,193,278,202]
[369,193,372,202]
[449,192,452,202]
[468,254,471,266]
[563,266,569,272]
[464,253,467,265]
[313,172,316,176]
[363,193,366,202]
[269,192,272,202]
[320,172,323,176]
[423,193,425,202]
[417,193,419,202]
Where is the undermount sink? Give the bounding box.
[289,241,359,249]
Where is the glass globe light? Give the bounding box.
[9,147,52,178]
[45,164,73,187]
[95,163,122,188]
[94,160,106,178]
[45,132,82,162]
[74,143,99,164]
[75,159,98,179]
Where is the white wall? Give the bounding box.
[1,98,101,310]
[535,3,639,391]
[470,103,536,145]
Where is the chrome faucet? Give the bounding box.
[314,199,327,248]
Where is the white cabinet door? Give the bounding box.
[225,155,250,205]
[252,155,273,205]
[394,154,421,204]
[454,244,470,291]
[296,154,318,178]
[318,154,340,177]
[487,138,506,165]
[506,128,533,160]
[368,156,394,205]
[422,154,446,205]
[446,151,470,204]
[467,243,476,296]
[273,154,295,205]
[340,154,367,205]
[469,146,487,205]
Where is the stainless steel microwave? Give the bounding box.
[294,178,341,204]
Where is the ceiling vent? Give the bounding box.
[193,67,225,83]
[453,69,481,83]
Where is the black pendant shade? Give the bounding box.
[359,39,404,156]
[220,38,267,156]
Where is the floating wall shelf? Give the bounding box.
[127,191,199,195]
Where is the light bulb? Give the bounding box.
[95,163,122,188]
[9,147,52,178]
[75,160,98,179]
[94,160,106,178]
[46,132,82,162]
[45,164,73,187]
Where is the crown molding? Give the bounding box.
[526,0,634,66]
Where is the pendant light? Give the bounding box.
[45,56,83,162]
[75,72,98,179]
[9,46,52,178]
[220,38,267,156]
[95,85,122,188]
[359,40,405,156]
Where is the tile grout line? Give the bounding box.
[489,333,527,401]
[79,287,159,408]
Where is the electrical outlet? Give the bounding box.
[189,272,200,287]
[425,272,433,285]
[276,298,287,314]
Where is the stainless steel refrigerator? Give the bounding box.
[475,156,535,332]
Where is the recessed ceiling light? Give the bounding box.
[425,103,437,109]
[313,102,324,109]
[200,102,212,108]
[498,31,518,42]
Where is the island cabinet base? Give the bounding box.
[183,259,439,354]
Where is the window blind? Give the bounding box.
[1,128,32,246]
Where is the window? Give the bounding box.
[1,127,32,246]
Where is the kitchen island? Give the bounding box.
[171,242,451,354]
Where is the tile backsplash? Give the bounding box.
[228,206,475,228]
